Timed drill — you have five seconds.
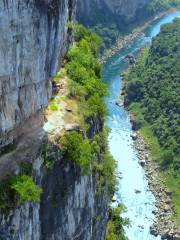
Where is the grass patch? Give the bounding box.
[53,70,66,83]
[63,99,80,124]
[140,125,162,162]
[48,96,65,112]
[50,104,58,111]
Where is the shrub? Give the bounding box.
[74,24,102,54]
[61,131,93,175]
[97,152,117,193]
[106,205,129,240]
[69,81,86,98]
[161,150,174,168]
[11,175,42,203]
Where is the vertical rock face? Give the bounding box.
[40,160,109,240]
[0,0,75,149]
[0,155,110,240]
[77,0,150,30]
[0,2,111,240]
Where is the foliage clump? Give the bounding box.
[0,174,42,213]
[106,205,129,240]
[66,24,108,128]
[11,175,42,203]
[61,131,93,175]
[61,24,118,193]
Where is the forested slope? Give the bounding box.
[125,18,180,220]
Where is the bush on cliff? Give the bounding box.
[11,175,42,203]
[106,205,129,240]
[61,131,93,175]
[66,24,108,126]
[62,25,118,196]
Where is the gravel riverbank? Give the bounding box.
[131,127,180,240]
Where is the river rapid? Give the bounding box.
[103,11,180,240]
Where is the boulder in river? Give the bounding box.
[131,132,137,140]
[139,160,146,167]
[135,189,141,194]
[115,101,123,107]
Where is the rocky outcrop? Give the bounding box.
[0,154,110,240]
[0,2,111,240]
[77,0,150,30]
[0,0,76,150]
[0,85,110,240]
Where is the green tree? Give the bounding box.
[61,131,93,175]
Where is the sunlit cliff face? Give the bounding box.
[0,0,75,149]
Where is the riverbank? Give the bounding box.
[120,15,180,238]
[101,8,178,62]
[103,10,180,239]
[131,128,180,239]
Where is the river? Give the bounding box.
[102,11,180,240]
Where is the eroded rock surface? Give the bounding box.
[0,0,75,149]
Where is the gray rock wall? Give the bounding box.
[0,2,110,240]
[0,155,109,240]
[0,0,75,149]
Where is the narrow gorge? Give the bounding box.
[0,1,180,240]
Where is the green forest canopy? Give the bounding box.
[126,18,180,170]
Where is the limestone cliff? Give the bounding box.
[0,1,111,239]
[77,0,150,30]
[0,0,75,150]
[0,154,109,240]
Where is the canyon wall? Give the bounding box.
[0,1,111,239]
[77,0,150,30]
[0,0,75,150]
[0,154,109,240]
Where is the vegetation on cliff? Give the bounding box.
[62,24,128,238]
[106,205,129,240]
[61,24,117,193]
[0,167,42,212]
[11,175,42,203]
[125,18,180,222]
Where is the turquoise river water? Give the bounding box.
[103,11,180,240]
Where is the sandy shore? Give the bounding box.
[101,8,178,63]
